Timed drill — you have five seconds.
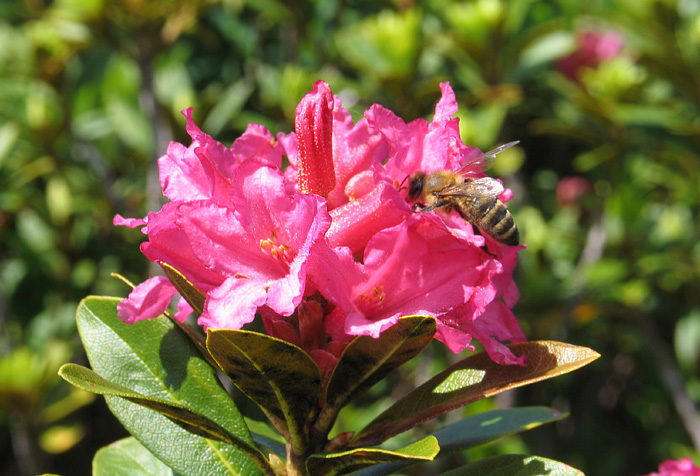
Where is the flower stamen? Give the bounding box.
[260,231,296,267]
[358,285,386,307]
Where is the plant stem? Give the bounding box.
[286,442,310,476]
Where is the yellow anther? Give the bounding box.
[260,232,295,267]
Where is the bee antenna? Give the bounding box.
[397,174,410,191]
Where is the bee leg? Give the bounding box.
[415,200,451,214]
[412,203,427,212]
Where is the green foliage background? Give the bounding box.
[1,0,700,474]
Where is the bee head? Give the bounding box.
[407,172,425,201]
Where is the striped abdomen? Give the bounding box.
[459,197,519,246]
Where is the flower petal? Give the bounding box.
[174,297,194,323]
[114,214,147,229]
[175,160,331,320]
[326,97,389,208]
[433,82,459,122]
[159,108,233,204]
[117,276,177,324]
[231,123,284,168]
[199,277,268,330]
[327,180,410,253]
[455,300,527,365]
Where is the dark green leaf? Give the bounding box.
[306,436,439,476]
[207,329,321,453]
[351,341,599,447]
[76,296,267,476]
[432,407,567,454]
[437,454,585,476]
[320,316,435,431]
[93,437,175,476]
[351,407,566,476]
[245,418,286,457]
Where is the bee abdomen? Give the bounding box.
[472,199,520,246]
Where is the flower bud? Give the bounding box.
[295,80,337,197]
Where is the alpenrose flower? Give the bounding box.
[115,80,526,373]
[558,29,625,81]
[641,458,700,476]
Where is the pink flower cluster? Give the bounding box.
[558,30,625,81]
[556,176,592,207]
[115,81,526,371]
[642,458,700,476]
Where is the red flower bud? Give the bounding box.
[295,80,337,197]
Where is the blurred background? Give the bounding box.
[2,0,700,474]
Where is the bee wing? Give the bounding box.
[436,177,505,198]
[455,140,520,175]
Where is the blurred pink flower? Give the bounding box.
[642,457,700,476]
[556,175,592,207]
[558,30,625,81]
[115,81,526,368]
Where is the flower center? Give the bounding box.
[358,285,386,307]
[260,230,295,267]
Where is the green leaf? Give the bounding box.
[156,262,215,367]
[431,407,567,455]
[245,418,286,457]
[75,296,267,476]
[93,437,174,476]
[207,329,321,453]
[437,454,585,476]
[159,262,206,315]
[104,94,153,156]
[59,363,263,453]
[351,407,566,476]
[351,341,599,447]
[203,79,255,136]
[306,436,439,476]
[319,316,435,432]
[334,10,421,79]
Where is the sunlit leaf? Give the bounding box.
[93,437,175,476]
[335,10,420,80]
[39,423,84,454]
[675,310,700,374]
[0,122,20,165]
[306,436,439,476]
[351,341,599,447]
[159,261,206,315]
[203,79,255,136]
[75,296,266,476]
[104,95,153,155]
[59,363,261,453]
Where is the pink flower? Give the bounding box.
[115,81,526,368]
[642,458,700,476]
[176,161,331,330]
[114,111,332,331]
[558,30,625,81]
[556,176,592,207]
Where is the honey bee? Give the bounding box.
[406,141,520,246]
